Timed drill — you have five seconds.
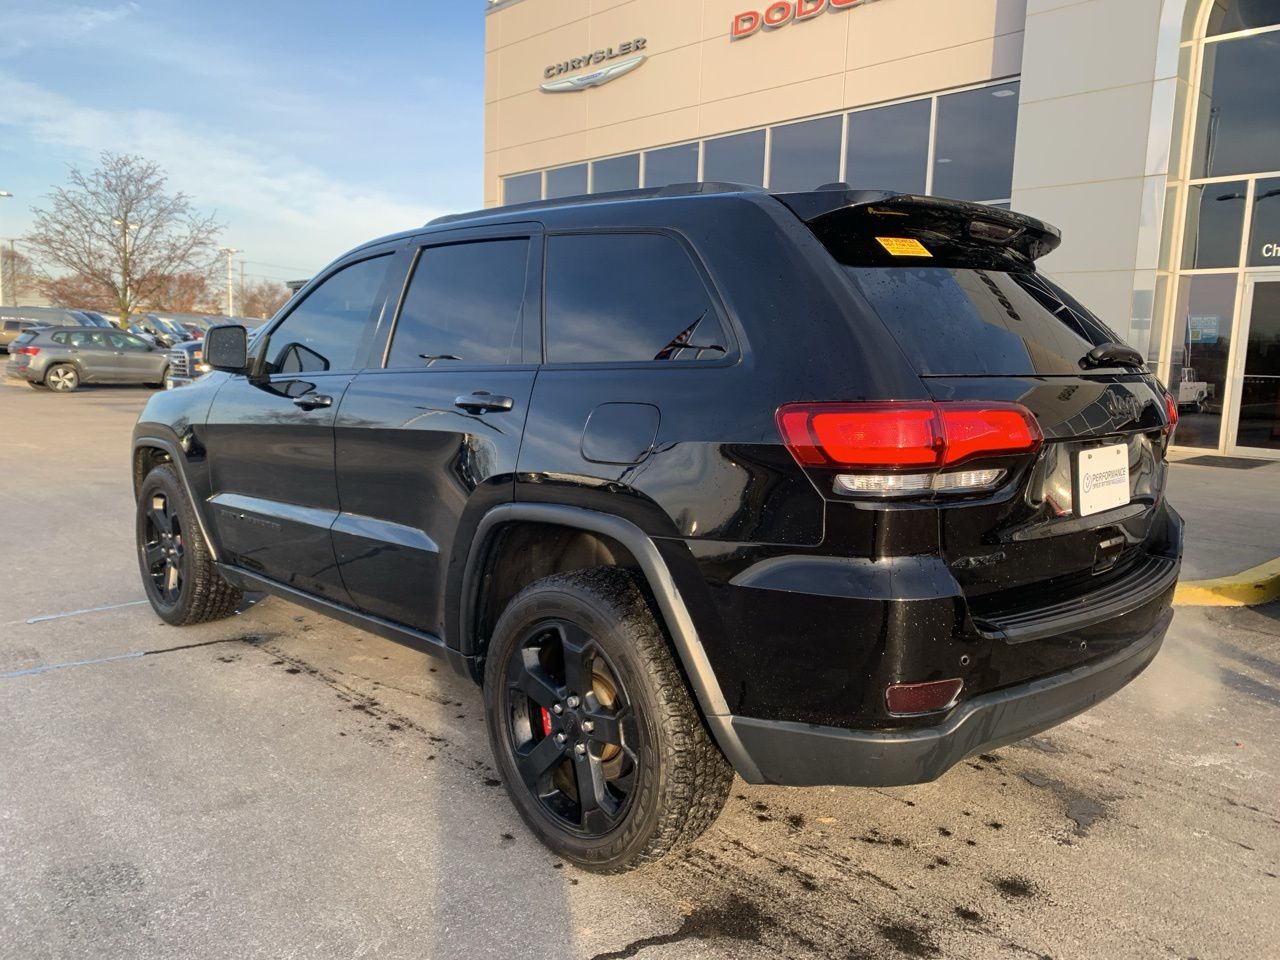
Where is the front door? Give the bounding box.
[1229,277,1280,458]
[204,248,400,600]
[109,330,166,382]
[333,228,541,637]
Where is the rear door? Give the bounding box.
[204,246,400,600]
[332,226,541,636]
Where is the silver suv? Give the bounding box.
[5,326,169,392]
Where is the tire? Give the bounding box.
[144,366,168,389]
[483,568,732,873]
[45,364,79,392]
[136,463,242,625]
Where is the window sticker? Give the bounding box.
[876,237,932,257]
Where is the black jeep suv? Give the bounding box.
[132,184,1181,872]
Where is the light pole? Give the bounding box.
[220,247,240,317]
[113,217,139,325]
[0,191,12,307]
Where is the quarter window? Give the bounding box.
[386,239,530,368]
[545,234,727,364]
[265,254,390,375]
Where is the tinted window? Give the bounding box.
[545,234,727,363]
[703,130,765,186]
[387,239,530,368]
[933,82,1019,202]
[643,143,698,187]
[504,172,542,205]
[846,99,931,194]
[842,267,1117,376]
[591,154,640,193]
[266,255,389,374]
[1184,180,1247,268]
[1207,0,1280,35]
[1248,177,1280,266]
[1193,33,1280,177]
[769,115,842,192]
[546,164,587,199]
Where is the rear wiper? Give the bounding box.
[1081,342,1144,370]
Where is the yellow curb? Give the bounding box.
[1174,557,1280,607]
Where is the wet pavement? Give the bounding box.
[1,383,1278,960]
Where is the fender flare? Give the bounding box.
[132,435,220,563]
[459,502,762,780]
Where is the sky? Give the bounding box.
[0,0,485,284]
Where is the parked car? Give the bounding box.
[130,313,194,348]
[0,305,103,331]
[1,318,44,353]
[163,339,207,389]
[76,310,119,329]
[132,184,1181,872]
[7,326,169,391]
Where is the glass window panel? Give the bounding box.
[768,115,842,192]
[643,143,698,187]
[1236,280,1280,450]
[932,82,1020,202]
[1192,33,1280,177]
[845,99,930,194]
[545,234,727,364]
[503,172,541,205]
[1182,180,1247,268]
[702,130,765,187]
[1206,0,1280,36]
[387,240,530,368]
[545,163,587,199]
[1169,274,1237,448]
[1248,176,1280,266]
[266,255,390,374]
[591,154,640,194]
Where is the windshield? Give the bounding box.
[841,266,1127,377]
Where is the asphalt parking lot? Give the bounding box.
[1,380,1277,960]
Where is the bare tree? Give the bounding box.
[237,278,292,320]
[22,152,223,325]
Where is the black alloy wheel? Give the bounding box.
[484,569,732,873]
[142,490,186,606]
[503,618,641,835]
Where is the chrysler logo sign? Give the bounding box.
[542,39,648,93]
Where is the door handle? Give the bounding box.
[293,394,334,410]
[454,392,515,413]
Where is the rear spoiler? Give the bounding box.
[775,189,1061,270]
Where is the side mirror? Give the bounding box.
[205,324,249,373]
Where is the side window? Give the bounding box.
[120,332,151,350]
[386,239,530,368]
[51,331,71,345]
[86,331,107,347]
[545,234,728,363]
[265,254,391,374]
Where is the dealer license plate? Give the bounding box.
[1075,443,1130,517]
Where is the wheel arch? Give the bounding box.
[132,435,221,563]
[456,502,762,780]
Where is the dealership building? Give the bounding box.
[483,0,1280,458]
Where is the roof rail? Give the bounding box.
[425,181,767,226]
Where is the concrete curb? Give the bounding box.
[1174,557,1280,607]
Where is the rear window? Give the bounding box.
[10,331,36,347]
[841,266,1121,376]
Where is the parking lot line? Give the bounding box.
[22,599,148,624]
[1,651,144,679]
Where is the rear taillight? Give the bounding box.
[1162,390,1178,438]
[776,401,1042,498]
[13,346,40,356]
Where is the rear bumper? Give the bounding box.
[727,605,1173,786]
[5,362,35,381]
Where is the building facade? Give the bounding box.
[483,0,1280,459]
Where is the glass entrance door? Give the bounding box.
[1230,278,1280,456]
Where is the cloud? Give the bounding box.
[0,2,140,57]
[0,71,439,271]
